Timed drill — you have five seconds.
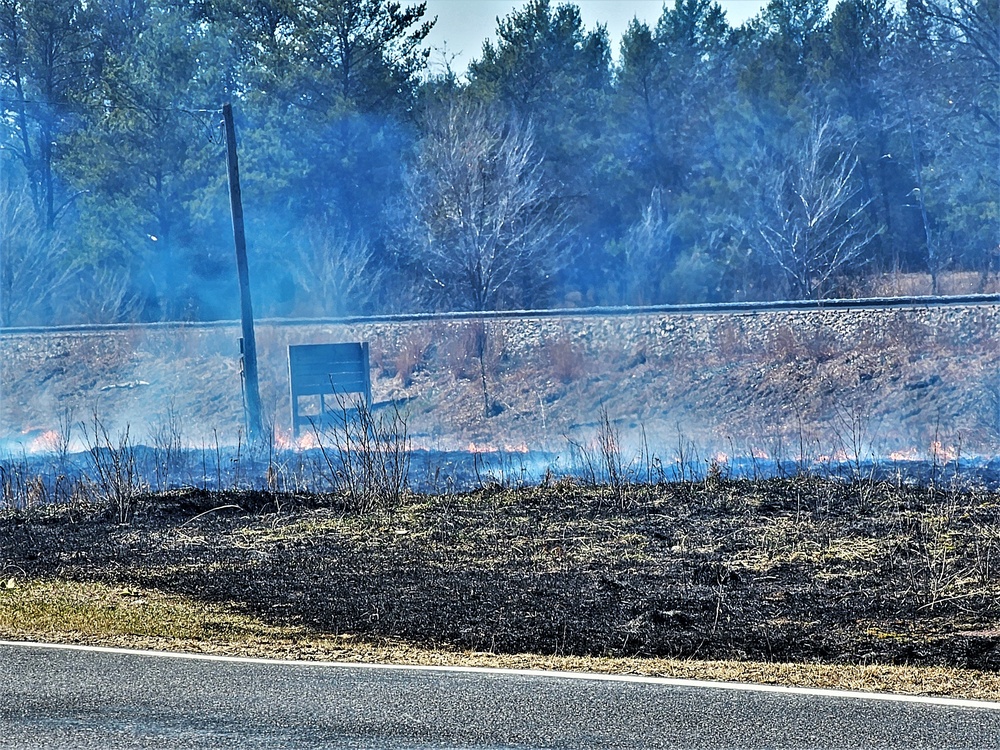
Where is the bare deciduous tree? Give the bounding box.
[289,218,382,317]
[746,118,877,299]
[62,264,141,324]
[0,175,69,326]
[916,0,999,80]
[405,100,564,312]
[614,188,678,305]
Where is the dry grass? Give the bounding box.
[864,271,1000,297]
[3,577,998,702]
[2,478,999,705]
[0,578,297,641]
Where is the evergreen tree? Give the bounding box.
[468,0,611,265]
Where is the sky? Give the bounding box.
[422,0,770,73]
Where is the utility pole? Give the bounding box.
[223,102,263,443]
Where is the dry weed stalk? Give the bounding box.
[148,404,184,491]
[311,395,411,512]
[832,400,880,508]
[81,413,145,524]
[567,408,638,507]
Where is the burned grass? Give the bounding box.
[2,477,999,699]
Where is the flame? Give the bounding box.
[888,448,921,462]
[814,450,851,463]
[297,432,320,450]
[467,441,496,454]
[273,433,524,455]
[23,429,61,454]
[272,429,320,451]
[930,441,958,463]
[713,451,729,464]
[503,441,530,454]
[750,448,769,460]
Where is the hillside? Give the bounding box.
[2,304,999,467]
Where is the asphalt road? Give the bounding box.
[1,642,998,749]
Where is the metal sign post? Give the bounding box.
[223,102,263,443]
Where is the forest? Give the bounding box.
[0,0,997,326]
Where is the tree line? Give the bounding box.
[0,0,997,326]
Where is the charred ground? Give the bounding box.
[3,476,999,685]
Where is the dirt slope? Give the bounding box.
[2,305,998,460]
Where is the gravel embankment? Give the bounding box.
[3,305,998,456]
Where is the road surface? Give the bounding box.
[1,641,998,749]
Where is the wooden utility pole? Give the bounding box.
[223,103,263,442]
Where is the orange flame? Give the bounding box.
[930,441,958,463]
[503,441,530,454]
[467,441,496,454]
[27,430,61,454]
[273,429,320,451]
[295,432,319,450]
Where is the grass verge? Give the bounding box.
[2,578,998,702]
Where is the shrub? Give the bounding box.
[81,414,146,524]
[394,330,434,387]
[544,336,585,384]
[311,397,411,513]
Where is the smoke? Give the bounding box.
[2,305,997,470]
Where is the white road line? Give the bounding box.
[3,639,998,711]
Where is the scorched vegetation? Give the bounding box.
[2,449,1000,699]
